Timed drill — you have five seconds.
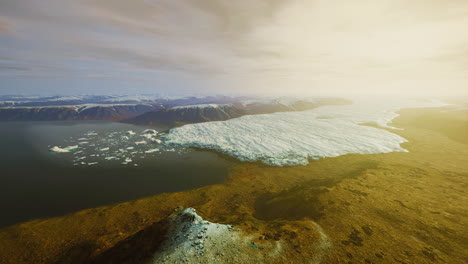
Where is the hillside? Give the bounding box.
[0,104,160,121]
[124,98,351,126]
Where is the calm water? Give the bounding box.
[0,121,235,228]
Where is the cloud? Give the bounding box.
[0,0,467,96]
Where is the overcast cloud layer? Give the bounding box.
[0,0,467,96]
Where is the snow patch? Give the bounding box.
[170,104,229,110]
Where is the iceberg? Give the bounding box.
[165,98,448,166]
[135,140,147,145]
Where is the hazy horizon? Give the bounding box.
[1,0,467,97]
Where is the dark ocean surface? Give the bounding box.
[0,121,234,228]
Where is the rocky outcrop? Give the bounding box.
[88,207,305,264]
[149,207,239,263]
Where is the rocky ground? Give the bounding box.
[0,106,467,264]
[148,207,308,264]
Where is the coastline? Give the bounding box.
[0,106,467,263]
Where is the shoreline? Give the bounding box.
[0,106,467,263]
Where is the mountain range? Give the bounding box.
[0,95,350,126]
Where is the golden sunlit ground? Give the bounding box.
[0,106,467,264]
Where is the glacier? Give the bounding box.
[164,98,449,166]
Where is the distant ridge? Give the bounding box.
[0,95,247,122]
[0,95,350,124]
[0,104,160,121]
[123,98,351,127]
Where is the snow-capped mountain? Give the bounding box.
[124,98,350,126]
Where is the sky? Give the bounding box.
[0,0,467,96]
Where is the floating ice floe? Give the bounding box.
[145,148,160,153]
[122,157,133,164]
[50,145,79,153]
[150,138,162,144]
[50,126,180,166]
[141,129,159,140]
[141,133,153,139]
[165,98,449,166]
[142,129,158,135]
